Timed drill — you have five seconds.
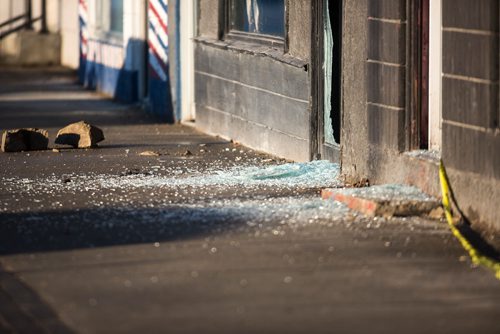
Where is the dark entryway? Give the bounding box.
[409,0,430,150]
[329,0,342,145]
[311,0,342,162]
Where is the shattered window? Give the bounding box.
[230,0,285,38]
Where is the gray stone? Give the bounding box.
[1,128,49,152]
[55,121,104,148]
[139,150,160,156]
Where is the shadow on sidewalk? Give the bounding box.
[0,263,74,333]
[0,67,164,130]
[0,206,251,256]
[0,98,160,129]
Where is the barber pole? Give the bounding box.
[148,0,173,121]
[78,0,89,83]
[148,0,168,81]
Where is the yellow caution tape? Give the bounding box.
[439,160,500,280]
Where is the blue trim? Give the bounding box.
[78,56,86,84]
[83,60,138,103]
[149,75,174,123]
[174,0,182,121]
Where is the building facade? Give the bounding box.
[193,0,500,233]
[77,0,190,122]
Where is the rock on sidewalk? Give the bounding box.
[55,121,104,148]
[1,128,49,152]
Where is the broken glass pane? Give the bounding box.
[230,0,285,37]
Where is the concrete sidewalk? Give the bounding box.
[0,67,499,334]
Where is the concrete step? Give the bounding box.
[0,30,60,66]
[322,184,442,218]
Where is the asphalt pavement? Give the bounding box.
[0,67,499,334]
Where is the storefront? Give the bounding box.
[193,0,500,231]
[78,0,174,120]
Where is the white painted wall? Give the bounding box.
[84,0,147,98]
[123,0,148,98]
[0,0,80,68]
[428,0,442,151]
[180,0,196,121]
[59,0,79,68]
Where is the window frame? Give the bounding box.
[222,0,288,49]
[95,0,124,41]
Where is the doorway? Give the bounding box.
[325,0,342,146]
[409,0,441,151]
[408,0,443,152]
[311,0,342,162]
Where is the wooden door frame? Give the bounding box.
[310,0,323,160]
[179,0,196,121]
[428,0,442,150]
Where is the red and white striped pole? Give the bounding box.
[148,0,169,81]
[78,0,89,83]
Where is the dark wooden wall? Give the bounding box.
[442,0,500,180]
[366,0,407,151]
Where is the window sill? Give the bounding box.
[194,36,308,70]
[225,31,284,48]
[91,28,123,45]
